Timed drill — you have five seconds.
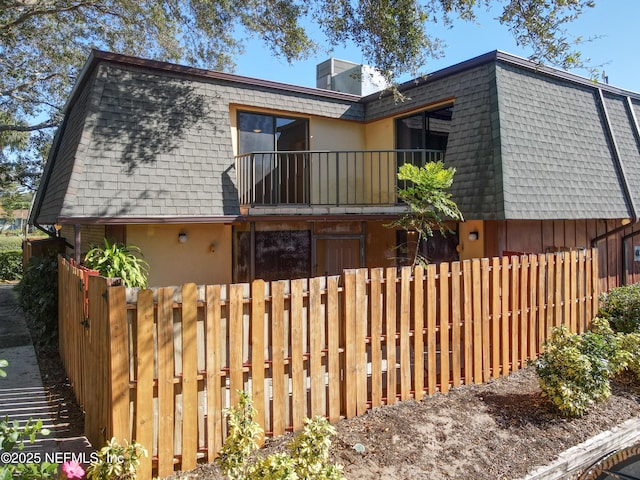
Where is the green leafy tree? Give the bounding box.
[2,0,596,189]
[390,161,463,267]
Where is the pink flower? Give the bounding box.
[60,460,85,479]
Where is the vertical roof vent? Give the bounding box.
[316,58,387,96]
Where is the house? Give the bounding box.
[0,208,29,232]
[29,49,640,290]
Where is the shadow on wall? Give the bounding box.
[222,166,239,216]
[92,69,212,174]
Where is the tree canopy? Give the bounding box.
[1,0,596,191]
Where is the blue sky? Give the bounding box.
[232,1,640,93]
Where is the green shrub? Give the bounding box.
[84,239,149,288]
[0,250,21,281]
[531,325,615,417]
[86,437,147,480]
[598,283,640,333]
[216,391,345,480]
[617,332,640,381]
[15,252,58,347]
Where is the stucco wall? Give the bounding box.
[126,223,232,287]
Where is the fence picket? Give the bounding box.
[491,257,500,379]
[290,279,305,431]
[310,277,325,417]
[181,283,198,471]
[528,256,537,361]
[450,263,461,388]
[251,280,267,440]
[385,267,398,404]
[343,270,357,416]
[271,281,286,435]
[472,259,482,383]
[327,276,341,423]
[500,256,510,376]
[481,258,490,382]
[413,265,425,399]
[426,264,437,394]
[135,289,154,479]
[355,269,369,414]
[462,261,473,383]
[157,287,175,478]
[205,285,223,461]
[510,256,520,372]
[537,254,547,355]
[519,256,528,369]
[439,263,450,393]
[399,267,412,400]
[370,268,384,406]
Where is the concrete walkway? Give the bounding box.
[0,283,92,466]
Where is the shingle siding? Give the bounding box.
[365,62,503,219]
[602,93,640,214]
[495,62,630,220]
[35,69,98,224]
[32,51,640,225]
[43,62,363,220]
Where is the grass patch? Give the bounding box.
[0,236,23,252]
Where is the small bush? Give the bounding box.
[217,391,345,480]
[531,325,615,417]
[84,239,149,288]
[617,332,640,381]
[0,250,21,281]
[598,283,640,333]
[16,252,58,347]
[86,437,147,480]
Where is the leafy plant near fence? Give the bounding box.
[532,317,640,417]
[84,239,149,288]
[86,437,147,480]
[0,250,21,281]
[15,252,58,347]
[598,283,640,333]
[216,391,345,480]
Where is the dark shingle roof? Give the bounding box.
[31,49,640,225]
[31,51,363,224]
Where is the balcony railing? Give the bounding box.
[235,149,445,207]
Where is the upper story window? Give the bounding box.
[238,111,309,153]
[395,105,453,151]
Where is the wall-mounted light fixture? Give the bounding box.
[209,243,216,253]
[468,231,479,241]
[178,232,188,243]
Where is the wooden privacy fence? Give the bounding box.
[58,249,599,479]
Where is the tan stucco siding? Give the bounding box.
[126,224,232,287]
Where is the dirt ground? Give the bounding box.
[160,368,640,480]
[35,346,640,480]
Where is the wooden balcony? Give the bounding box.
[235,149,444,213]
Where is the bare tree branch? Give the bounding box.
[0,0,99,33]
[0,73,62,98]
[0,121,58,133]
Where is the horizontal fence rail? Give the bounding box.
[235,149,445,207]
[58,249,598,479]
